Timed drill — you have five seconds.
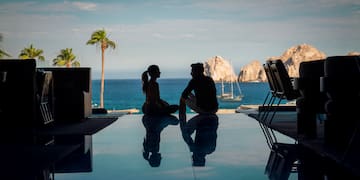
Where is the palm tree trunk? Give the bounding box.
[100,47,105,108]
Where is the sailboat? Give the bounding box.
[218,79,244,102]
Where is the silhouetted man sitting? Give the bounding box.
[179,63,218,121]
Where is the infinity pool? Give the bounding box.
[55,113,296,180]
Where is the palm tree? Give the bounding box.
[86,29,116,108]
[19,44,45,61]
[0,34,11,58]
[0,49,11,59]
[53,48,80,67]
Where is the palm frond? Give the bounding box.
[0,49,11,58]
[106,39,116,49]
[53,59,67,66]
[72,61,80,67]
[53,48,79,67]
[86,39,99,45]
[38,55,45,61]
[87,29,116,50]
[19,44,45,61]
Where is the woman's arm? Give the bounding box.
[147,82,160,104]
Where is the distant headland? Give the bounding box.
[203,44,360,82]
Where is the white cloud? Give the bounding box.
[72,1,97,11]
[151,32,195,40]
[0,2,37,13]
[0,1,98,13]
[1,0,359,78]
[71,28,81,32]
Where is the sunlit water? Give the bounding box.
[92,79,271,111]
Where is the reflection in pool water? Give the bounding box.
[5,114,297,179]
[142,114,179,167]
[180,114,218,167]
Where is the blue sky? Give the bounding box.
[1,0,360,79]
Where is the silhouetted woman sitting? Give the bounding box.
[142,65,179,115]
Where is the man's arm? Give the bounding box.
[179,97,187,122]
[181,80,193,99]
[179,80,193,121]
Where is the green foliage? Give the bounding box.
[0,33,11,58]
[53,48,80,67]
[86,29,116,50]
[0,49,11,58]
[19,44,45,61]
[86,28,117,108]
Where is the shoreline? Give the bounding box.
[106,106,260,115]
[108,108,140,114]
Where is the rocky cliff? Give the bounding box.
[238,60,266,82]
[238,44,327,82]
[204,56,237,82]
[348,51,360,56]
[204,45,357,83]
[269,43,327,77]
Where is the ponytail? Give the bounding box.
[142,65,159,94]
[142,70,149,93]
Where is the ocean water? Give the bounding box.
[91,79,271,112]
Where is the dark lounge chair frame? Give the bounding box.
[258,61,278,148]
[259,60,300,180]
[260,60,299,125]
[258,59,300,149]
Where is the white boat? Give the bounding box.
[218,79,244,102]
